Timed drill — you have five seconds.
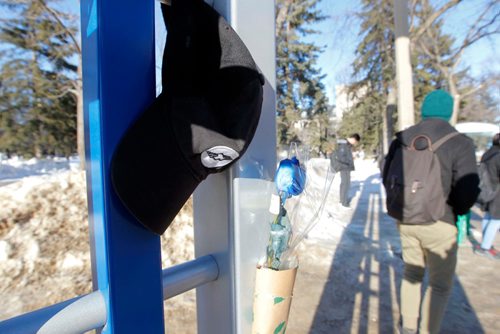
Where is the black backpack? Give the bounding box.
[383,132,460,224]
[330,141,351,172]
[330,150,340,172]
[476,153,499,208]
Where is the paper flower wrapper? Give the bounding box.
[252,143,334,333]
[252,266,298,334]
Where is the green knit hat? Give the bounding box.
[421,90,453,121]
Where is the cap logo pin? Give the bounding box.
[201,146,239,168]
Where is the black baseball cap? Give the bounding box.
[111,0,264,235]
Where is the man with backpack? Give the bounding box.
[475,133,500,260]
[330,133,360,208]
[382,90,480,334]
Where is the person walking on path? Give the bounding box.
[382,90,480,334]
[330,133,360,208]
[475,133,500,260]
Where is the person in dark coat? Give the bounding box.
[330,133,360,208]
[383,90,480,334]
[475,133,500,260]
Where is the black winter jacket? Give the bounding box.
[383,119,480,225]
[330,139,355,172]
[481,145,500,219]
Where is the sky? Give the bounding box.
[306,0,499,105]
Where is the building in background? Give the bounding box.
[334,85,367,121]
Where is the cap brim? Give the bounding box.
[111,95,201,235]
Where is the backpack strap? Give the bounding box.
[481,151,500,164]
[431,132,461,151]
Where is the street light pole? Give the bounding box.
[394,0,415,130]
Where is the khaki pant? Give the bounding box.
[398,221,458,334]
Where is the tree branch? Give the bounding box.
[408,0,419,33]
[461,83,484,99]
[36,0,81,54]
[417,30,449,77]
[452,6,499,64]
[411,0,462,42]
[276,0,293,37]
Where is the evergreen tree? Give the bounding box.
[275,0,331,156]
[0,0,79,158]
[339,0,395,154]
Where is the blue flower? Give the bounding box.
[275,156,306,198]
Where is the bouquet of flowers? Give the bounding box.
[252,143,335,334]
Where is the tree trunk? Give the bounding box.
[448,76,460,125]
[384,87,397,154]
[450,94,460,126]
[275,0,293,35]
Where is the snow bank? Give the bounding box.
[0,157,194,319]
[0,156,80,181]
[0,170,92,318]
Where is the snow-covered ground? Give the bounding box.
[0,156,80,184]
[0,155,195,321]
[304,157,381,242]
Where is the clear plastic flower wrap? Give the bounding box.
[262,143,335,270]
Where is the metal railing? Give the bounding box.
[0,255,219,334]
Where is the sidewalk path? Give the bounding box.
[287,169,500,333]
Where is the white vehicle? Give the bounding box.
[456,122,499,162]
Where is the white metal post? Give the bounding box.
[394,0,415,130]
[194,0,276,333]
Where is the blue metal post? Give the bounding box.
[80,1,164,333]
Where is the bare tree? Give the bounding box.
[409,0,462,41]
[459,71,500,122]
[412,0,500,125]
